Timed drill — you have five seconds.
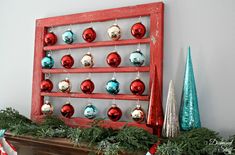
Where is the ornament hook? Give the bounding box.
[114,18,118,24]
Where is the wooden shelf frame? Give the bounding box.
[41,92,149,101]
[31,2,164,134]
[42,66,150,74]
[44,38,150,51]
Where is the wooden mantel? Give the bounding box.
[5,133,144,155]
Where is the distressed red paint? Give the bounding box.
[32,2,164,135]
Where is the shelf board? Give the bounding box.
[33,115,152,133]
[63,117,152,133]
[41,92,149,101]
[43,38,150,51]
[42,66,150,74]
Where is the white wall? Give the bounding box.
[0,0,234,137]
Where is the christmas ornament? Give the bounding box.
[81,52,94,68]
[129,49,145,66]
[40,79,53,92]
[84,104,98,119]
[162,80,180,138]
[179,47,201,131]
[41,54,54,69]
[61,102,74,118]
[106,77,120,95]
[107,24,121,41]
[41,100,53,115]
[106,51,121,67]
[58,78,71,93]
[80,78,95,94]
[131,104,145,123]
[107,104,122,121]
[82,27,96,42]
[130,77,145,95]
[131,22,146,39]
[62,29,75,44]
[146,65,163,137]
[61,54,74,69]
[44,31,57,45]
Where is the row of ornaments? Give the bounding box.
[41,49,145,69]
[41,101,145,123]
[44,22,147,45]
[41,76,145,95]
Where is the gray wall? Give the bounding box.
[0,0,235,137]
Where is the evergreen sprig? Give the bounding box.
[171,128,219,155]
[1,108,235,155]
[157,141,183,155]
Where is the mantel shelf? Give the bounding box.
[5,132,146,155]
[42,66,150,74]
[43,38,150,51]
[41,92,149,101]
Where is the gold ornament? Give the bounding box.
[58,78,71,93]
[41,100,53,115]
[81,52,94,68]
[131,104,145,123]
[107,24,121,41]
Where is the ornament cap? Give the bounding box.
[87,52,91,55]
[87,103,92,106]
[86,77,91,80]
[111,104,117,107]
[47,53,51,57]
[112,77,116,80]
[135,76,140,80]
[65,77,69,81]
[136,104,141,109]
[65,101,71,105]
[45,100,50,104]
[136,48,141,51]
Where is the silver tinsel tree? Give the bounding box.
[162,80,180,138]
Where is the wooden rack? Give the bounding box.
[31,2,164,134]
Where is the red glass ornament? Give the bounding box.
[61,102,74,118]
[61,54,74,69]
[80,79,95,94]
[82,27,96,42]
[131,22,146,39]
[40,79,53,92]
[130,78,145,95]
[44,32,57,45]
[106,51,121,67]
[107,104,122,122]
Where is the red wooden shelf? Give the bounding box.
[34,115,152,133]
[43,38,150,51]
[42,66,150,74]
[41,92,149,101]
[32,2,164,135]
[65,117,152,133]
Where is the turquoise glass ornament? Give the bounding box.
[84,104,98,119]
[62,29,75,44]
[106,77,120,95]
[179,47,201,131]
[41,54,54,69]
[129,49,145,66]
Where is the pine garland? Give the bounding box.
[0,108,235,155]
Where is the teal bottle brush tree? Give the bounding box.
[179,46,201,131]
